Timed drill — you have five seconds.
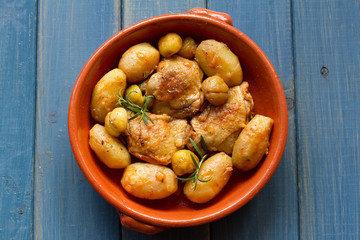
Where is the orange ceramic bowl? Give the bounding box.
[68,8,288,234]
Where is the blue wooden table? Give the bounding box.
[1,0,359,239]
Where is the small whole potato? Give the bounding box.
[202,76,229,106]
[104,107,128,137]
[178,37,197,59]
[171,150,199,176]
[125,84,144,106]
[118,42,160,83]
[89,124,131,169]
[121,163,178,200]
[195,39,243,87]
[90,68,127,123]
[232,115,274,171]
[158,33,182,58]
[184,152,233,203]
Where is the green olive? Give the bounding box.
[202,76,229,106]
[158,33,182,57]
[171,150,199,176]
[104,107,128,137]
[178,37,197,59]
[125,84,145,106]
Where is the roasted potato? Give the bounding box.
[202,76,229,106]
[195,39,243,87]
[171,150,199,176]
[178,36,197,59]
[121,163,178,200]
[90,68,127,123]
[158,33,182,57]
[118,42,160,83]
[232,115,274,171]
[184,152,233,203]
[89,124,131,169]
[104,107,128,137]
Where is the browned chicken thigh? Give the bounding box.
[146,55,204,118]
[126,113,191,165]
[189,81,254,154]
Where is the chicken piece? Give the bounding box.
[215,130,241,154]
[146,55,204,118]
[189,82,254,154]
[126,113,191,165]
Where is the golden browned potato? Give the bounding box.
[104,107,128,137]
[89,124,131,169]
[90,68,127,123]
[158,33,182,57]
[184,152,233,203]
[125,84,144,106]
[171,150,199,176]
[178,37,197,59]
[195,39,243,87]
[121,163,178,200]
[232,114,274,171]
[201,76,229,106]
[118,42,160,83]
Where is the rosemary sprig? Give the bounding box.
[177,136,212,190]
[200,135,208,153]
[116,90,154,126]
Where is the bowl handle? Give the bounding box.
[188,7,233,26]
[118,211,167,235]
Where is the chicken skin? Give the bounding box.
[146,55,204,118]
[189,81,254,154]
[126,113,191,165]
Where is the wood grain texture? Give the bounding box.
[293,1,360,239]
[3,0,358,239]
[0,1,37,239]
[122,0,206,28]
[35,1,121,239]
[121,1,209,239]
[122,226,210,240]
[208,1,298,239]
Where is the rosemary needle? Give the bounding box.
[177,136,212,190]
[116,90,154,126]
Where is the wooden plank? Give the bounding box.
[121,1,210,239]
[0,1,37,239]
[122,226,210,240]
[122,0,206,28]
[293,1,360,239]
[208,1,299,239]
[34,1,121,239]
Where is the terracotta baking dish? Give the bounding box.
[68,8,288,234]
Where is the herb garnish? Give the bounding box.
[116,90,154,126]
[177,136,212,190]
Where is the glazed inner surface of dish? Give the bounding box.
[73,16,285,225]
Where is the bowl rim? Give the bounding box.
[68,12,288,227]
